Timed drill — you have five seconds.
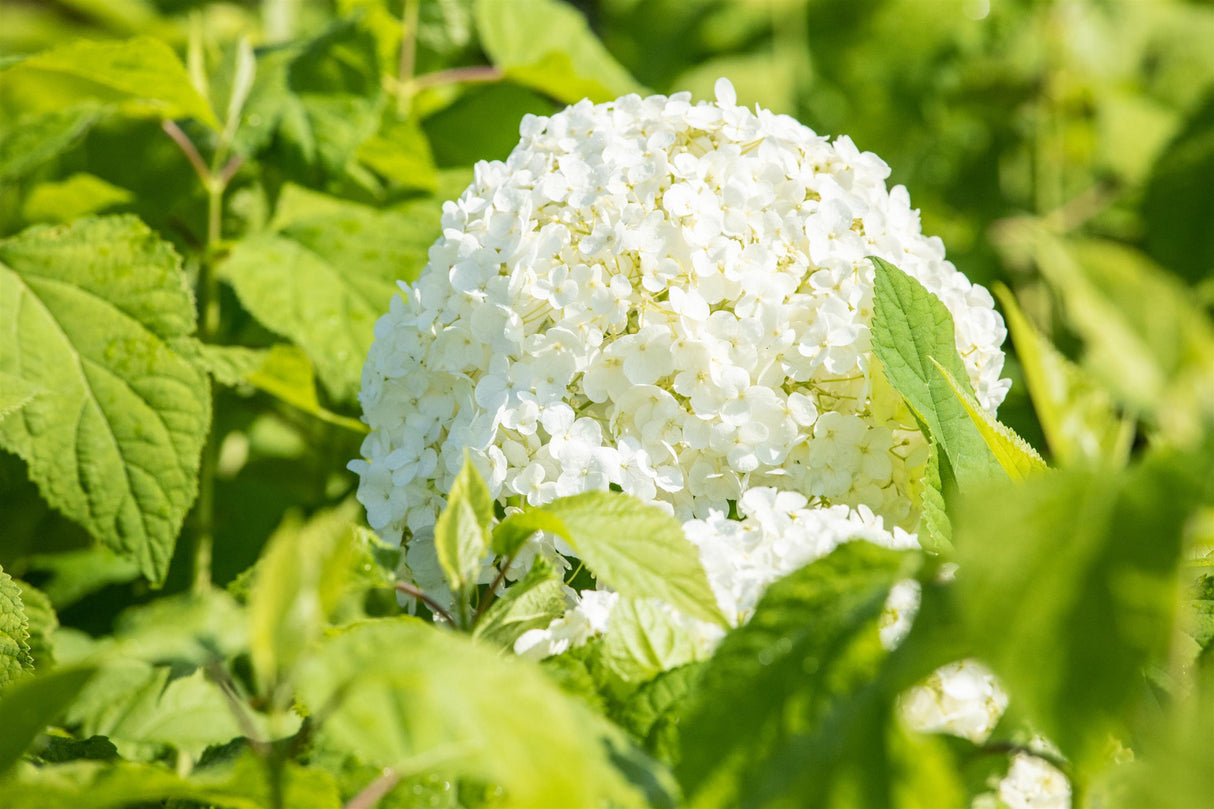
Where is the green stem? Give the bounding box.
[396,0,421,115]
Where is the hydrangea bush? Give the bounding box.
[350,79,1070,807]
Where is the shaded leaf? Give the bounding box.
[0,105,100,183]
[0,216,211,583]
[0,666,95,777]
[953,448,1214,767]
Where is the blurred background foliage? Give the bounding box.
[1,0,1213,658]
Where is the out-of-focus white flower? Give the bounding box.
[900,659,1010,743]
[352,78,1009,551]
[997,746,1072,809]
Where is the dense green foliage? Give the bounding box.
[1,1,1213,807]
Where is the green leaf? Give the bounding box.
[434,455,492,597]
[932,358,1048,480]
[0,666,96,777]
[22,546,141,609]
[472,557,566,651]
[602,597,704,685]
[490,507,568,557]
[1184,574,1214,657]
[295,618,662,808]
[995,284,1132,468]
[6,37,218,128]
[540,491,728,627]
[869,255,1001,489]
[218,185,437,401]
[22,173,133,224]
[0,105,100,183]
[676,542,943,808]
[89,667,243,761]
[11,579,56,673]
[236,19,382,189]
[0,372,42,422]
[0,563,34,689]
[0,751,342,809]
[475,0,644,103]
[1143,90,1214,285]
[1018,226,1214,442]
[952,449,1214,767]
[248,500,364,692]
[918,439,953,555]
[0,216,211,584]
[618,663,703,764]
[356,115,439,193]
[200,343,367,432]
[111,589,247,667]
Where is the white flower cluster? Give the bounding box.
[351,78,1010,546]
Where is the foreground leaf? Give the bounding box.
[542,492,728,627]
[0,216,210,583]
[0,752,341,809]
[677,542,948,808]
[434,456,492,599]
[296,618,665,808]
[953,447,1214,767]
[0,666,96,777]
[869,256,1001,488]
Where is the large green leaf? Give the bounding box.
[474,0,644,103]
[952,448,1214,767]
[218,185,437,401]
[295,618,663,808]
[676,542,955,808]
[540,491,727,627]
[4,37,217,128]
[0,563,34,689]
[0,216,211,583]
[869,256,1001,489]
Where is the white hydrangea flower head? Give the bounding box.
[351,78,1010,545]
[995,747,1072,809]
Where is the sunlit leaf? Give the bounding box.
[869,256,1002,489]
[602,597,704,685]
[22,173,133,224]
[0,216,211,583]
[0,105,100,183]
[475,0,644,103]
[472,557,565,651]
[932,359,1047,480]
[295,618,662,808]
[5,37,218,128]
[540,492,727,627]
[0,563,34,689]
